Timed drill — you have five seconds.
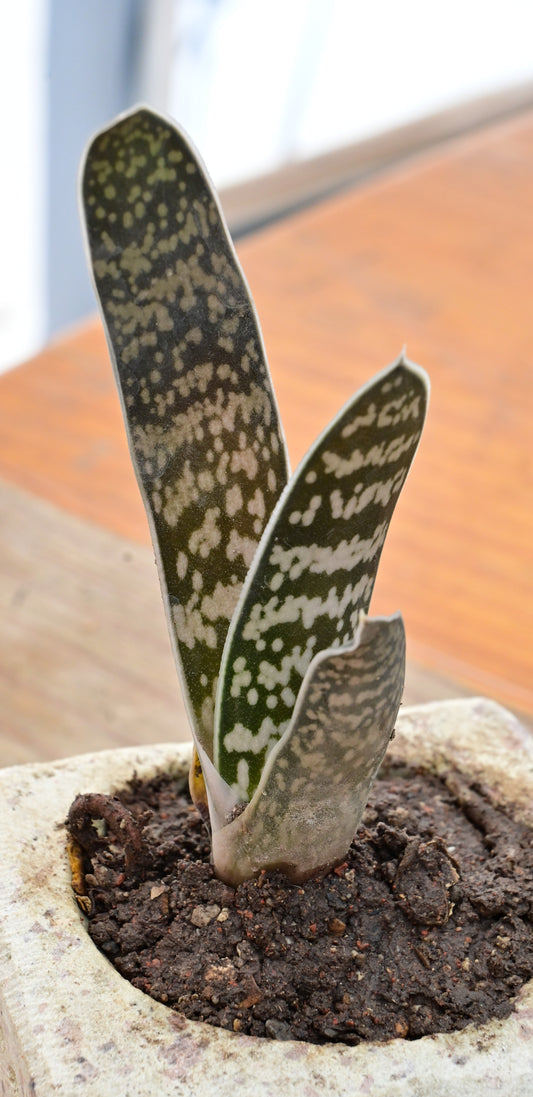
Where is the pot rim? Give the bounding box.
[1,697,532,1096]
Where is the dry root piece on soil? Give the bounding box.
[66,792,149,891]
[66,838,92,913]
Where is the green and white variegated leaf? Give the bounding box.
[215,357,429,799]
[212,612,405,885]
[81,107,289,759]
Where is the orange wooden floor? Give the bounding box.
[0,110,531,719]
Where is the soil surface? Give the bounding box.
[66,764,533,1045]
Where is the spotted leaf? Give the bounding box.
[213,612,405,884]
[215,357,429,798]
[81,108,289,758]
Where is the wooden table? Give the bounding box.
[1,110,532,767]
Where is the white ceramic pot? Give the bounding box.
[1,698,532,1096]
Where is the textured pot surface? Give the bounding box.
[1,699,533,1096]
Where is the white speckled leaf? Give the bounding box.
[81,107,289,759]
[215,357,429,797]
[212,612,405,884]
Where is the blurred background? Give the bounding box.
[2,0,533,375]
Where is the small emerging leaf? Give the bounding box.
[81,108,289,759]
[212,612,405,885]
[215,358,428,798]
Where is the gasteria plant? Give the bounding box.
[81,107,429,887]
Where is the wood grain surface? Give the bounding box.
[0,109,532,757]
[0,478,189,766]
[237,115,533,719]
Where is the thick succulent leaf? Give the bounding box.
[212,612,405,885]
[215,357,428,798]
[81,107,289,758]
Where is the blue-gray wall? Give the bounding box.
[46,0,144,334]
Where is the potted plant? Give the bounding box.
[0,108,532,1095]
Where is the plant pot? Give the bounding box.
[1,697,532,1096]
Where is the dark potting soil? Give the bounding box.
[66,764,533,1046]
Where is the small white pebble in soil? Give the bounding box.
[190,904,220,927]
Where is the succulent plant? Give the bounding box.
[81,107,429,886]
